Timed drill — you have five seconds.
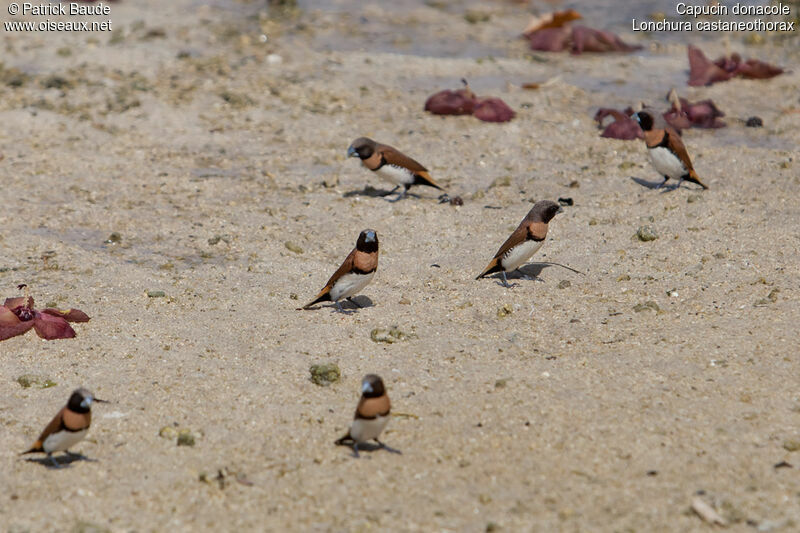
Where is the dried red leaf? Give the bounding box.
[664,94,725,130]
[524,14,640,54]
[688,45,734,86]
[688,45,782,86]
[734,58,784,80]
[594,108,643,140]
[0,287,89,342]
[473,98,515,123]
[32,311,77,340]
[425,81,514,123]
[41,308,91,322]
[424,85,476,116]
[526,27,572,52]
[0,305,35,341]
[571,26,641,54]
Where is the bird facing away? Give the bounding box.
[301,229,379,312]
[335,374,400,458]
[634,110,708,190]
[347,137,444,201]
[21,388,105,468]
[477,200,563,288]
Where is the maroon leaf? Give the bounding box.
[735,58,783,80]
[0,286,89,342]
[424,86,476,116]
[425,81,514,123]
[473,98,515,123]
[688,45,733,86]
[32,312,77,340]
[594,108,642,140]
[41,308,91,322]
[664,95,725,130]
[689,45,782,85]
[0,306,35,341]
[526,27,572,52]
[3,296,33,309]
[571,26,641,54]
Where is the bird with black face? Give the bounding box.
[477,200,563,288]
[633,110,708,190]
[301,229,379,312]
[347,137,445,201]
[335,374,400,458]
[21,388,107,468]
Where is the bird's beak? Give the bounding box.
[361,382,373,394]
[557,206,564,214]
[347,147,358,158]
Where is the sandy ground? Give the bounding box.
[1,0,799,531]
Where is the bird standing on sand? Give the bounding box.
[347,137,445,201]
[335,374,400,458]
[21,388,105,468]
[301,229,379,312]
[477,200,563,288]
[634,110,708,190]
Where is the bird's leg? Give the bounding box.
[657,176,669,189]
[375,439,402,455]
[48,453,61,469]
[382,185,400,197]
[346,297,362,309]
[387,188,407,202]
[499,271,518,289]
[352,443,360,459]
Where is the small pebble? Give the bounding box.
[783,439,800,452]
[557,280,571,289]
[496,304,513,318]
[636,225,658,242]
[309,363,341,386]
[745,116,763,128]
[633,301,660,313]
[16,374,57,389]
[370,326,412,343]
[284,241,303,254]
[146,290,166,298]
[177,429,196,447]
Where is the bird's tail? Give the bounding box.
[20,442,42,455]
[687,169,708,189]
[413,171,445,191]
[299,290,332,310]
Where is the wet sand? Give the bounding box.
[1,1,799,531]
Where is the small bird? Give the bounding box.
[335,374,400,458]
[477,200,563,288]
[21,388,105,468]
[347,137,444,201]
[633,110,708,190]
[301,229,379,312]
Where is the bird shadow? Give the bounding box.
[631,176,666,189]
[336,441,402,458]
[630,176,689,191]
[25,452,96,469]
[321,295,374,313]
[342,185,393,198]
[342,186,421,202]
[516,263,550,279]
